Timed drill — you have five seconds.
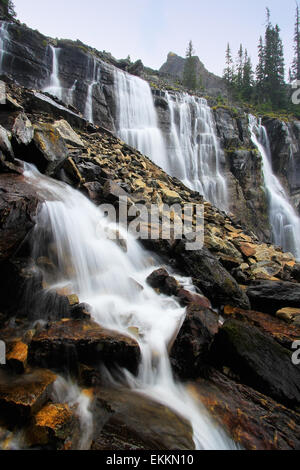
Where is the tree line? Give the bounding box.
[0,0,16,19]
[223,6,300,111]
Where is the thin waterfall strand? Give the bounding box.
[43,45,63,100]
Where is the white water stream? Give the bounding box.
[249,115,300,260]
[164,92,228,210]
[23,163,237,450]
[0,21,9,74]
[43,45,63,101]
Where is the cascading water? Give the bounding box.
[43,45,63,101]
[164,92,228,211]
[114,69,169,168]
[0,21,9,74]
[23,163,238,450]
[84,57,101,123]
[249,115,300,260]
[114,68,228,211]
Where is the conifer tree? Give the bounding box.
[0,0,16,19]
[235,44,244,89]
[183,40,198,90]
[223,43,234,85]
[242,50,254,100]
[292,3,300,81]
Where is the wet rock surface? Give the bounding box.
[28,319,141,375]
[210,319,300,410]
[190,369,300,450]
[90,387,195,450]
[171,305,219,379]
[0,368,56,426]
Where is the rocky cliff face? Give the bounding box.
[159,52,227,97]
[0,20,299,246]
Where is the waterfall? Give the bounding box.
[0,21,9,74]
[65,79,77,107]
[114,69,227,211]
[43,45,63,101]
[164,92,228,211]
[249,115,300,260]
[23,163,237,451]
[114,69,169,168]
[84,56,101,123]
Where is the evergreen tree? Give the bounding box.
[223,43,234,85]
[292,3,300,81]
[242,49,254,100]
[183,40,198,90]
[256,9,286,108]
[0,0,16,19]
[235,44,244,89]
[256,36,265,95]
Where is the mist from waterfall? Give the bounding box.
[23,163,238,451]
[249,115,300,260]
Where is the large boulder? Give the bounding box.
[0,368,56,426]
[174,241,250,309]
[210,319,300,409]
[247,281,300,314]
[171,305,219,379]
[190,369,300,450]
[0,174,41,261]
[28,319,141,375]
[90,387,195,450]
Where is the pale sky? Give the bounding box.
[13,0,296,77]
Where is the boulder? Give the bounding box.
[91,387,195,450]
[210,319,300,409]
[190,369,300,450]
[6,341,28,374]
[174,241,250,309]
[0,368,56,426]
[276,308,300,324]
[247,281,300,314]
[0,174,41,262]
[171,305,219,379]
[28,319,141,375]
[103,180,130,203]
[177,289,211,309]
[12,113,34,146]
[26,403,78,449]
[14,123,69,176]
[53,120,84,148]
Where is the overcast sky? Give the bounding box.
[13,0,296,77]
